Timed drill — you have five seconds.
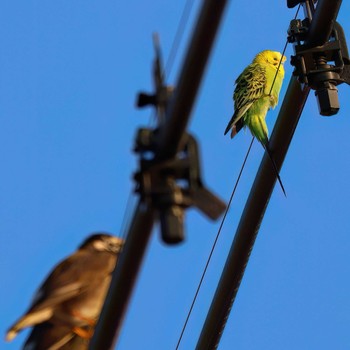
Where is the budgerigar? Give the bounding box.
[224,50,287,194]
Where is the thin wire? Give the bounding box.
[114,0,196,299]
[269,40,289,96]
[145,0,198,212]
[148,0,196,127]
[119,193,137,241]
[269,4,301,95]
[175,137,255,350]
[164,0,196,78]
[175,5,302,348]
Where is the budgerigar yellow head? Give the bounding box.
[253,50,287,74]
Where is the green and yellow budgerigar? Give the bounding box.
[225,50,286,142]
[224,50,287,194]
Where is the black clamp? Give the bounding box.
[287,0,316,9]
[288,16,350,116]
[136,33,173,121]
[134,129,226,244]
[134,35,226,244]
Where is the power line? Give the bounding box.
[119,193,137,241]
[165,0,197,78]
[269,4,301,96]
[175,137,254,350]
[148,0,196,126]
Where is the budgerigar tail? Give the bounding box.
[224,114,244,139]
[263,144,286,197]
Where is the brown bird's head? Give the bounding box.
[78,233,124,254]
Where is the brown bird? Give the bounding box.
[6,233,124,349]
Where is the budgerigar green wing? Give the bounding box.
[224,63,266,138]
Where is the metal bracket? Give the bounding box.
[287,0,317,9]
[134,35,226,244]
[134,129,226,244]
[288,17,350,116]
[136,33,173,122]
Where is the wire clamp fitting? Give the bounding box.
[134,34,225,244]
[134,130,226,244]
[288,19,350,116]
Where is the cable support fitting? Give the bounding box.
[133,130,225,244]
[134,35,225,244]
[288,18,350,116]
[287,0,316,9]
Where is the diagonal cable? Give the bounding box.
[175,137,254,350]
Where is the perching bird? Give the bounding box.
[6,233,124,350]
[224,50,287,194]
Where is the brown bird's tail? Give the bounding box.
[6,309,53,342]
[6,327,19,342]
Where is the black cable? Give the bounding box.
[119,194,137,241]
[175,137,255,350]
[165,0,197,78]
[269,4,300,95]
[269,40,290,96]
[148,0,196,126]
[265,4,301,195]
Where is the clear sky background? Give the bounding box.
[1,1,350,349]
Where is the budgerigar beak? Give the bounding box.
[282,55,287,63]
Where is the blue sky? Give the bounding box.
[1,1,350,349]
